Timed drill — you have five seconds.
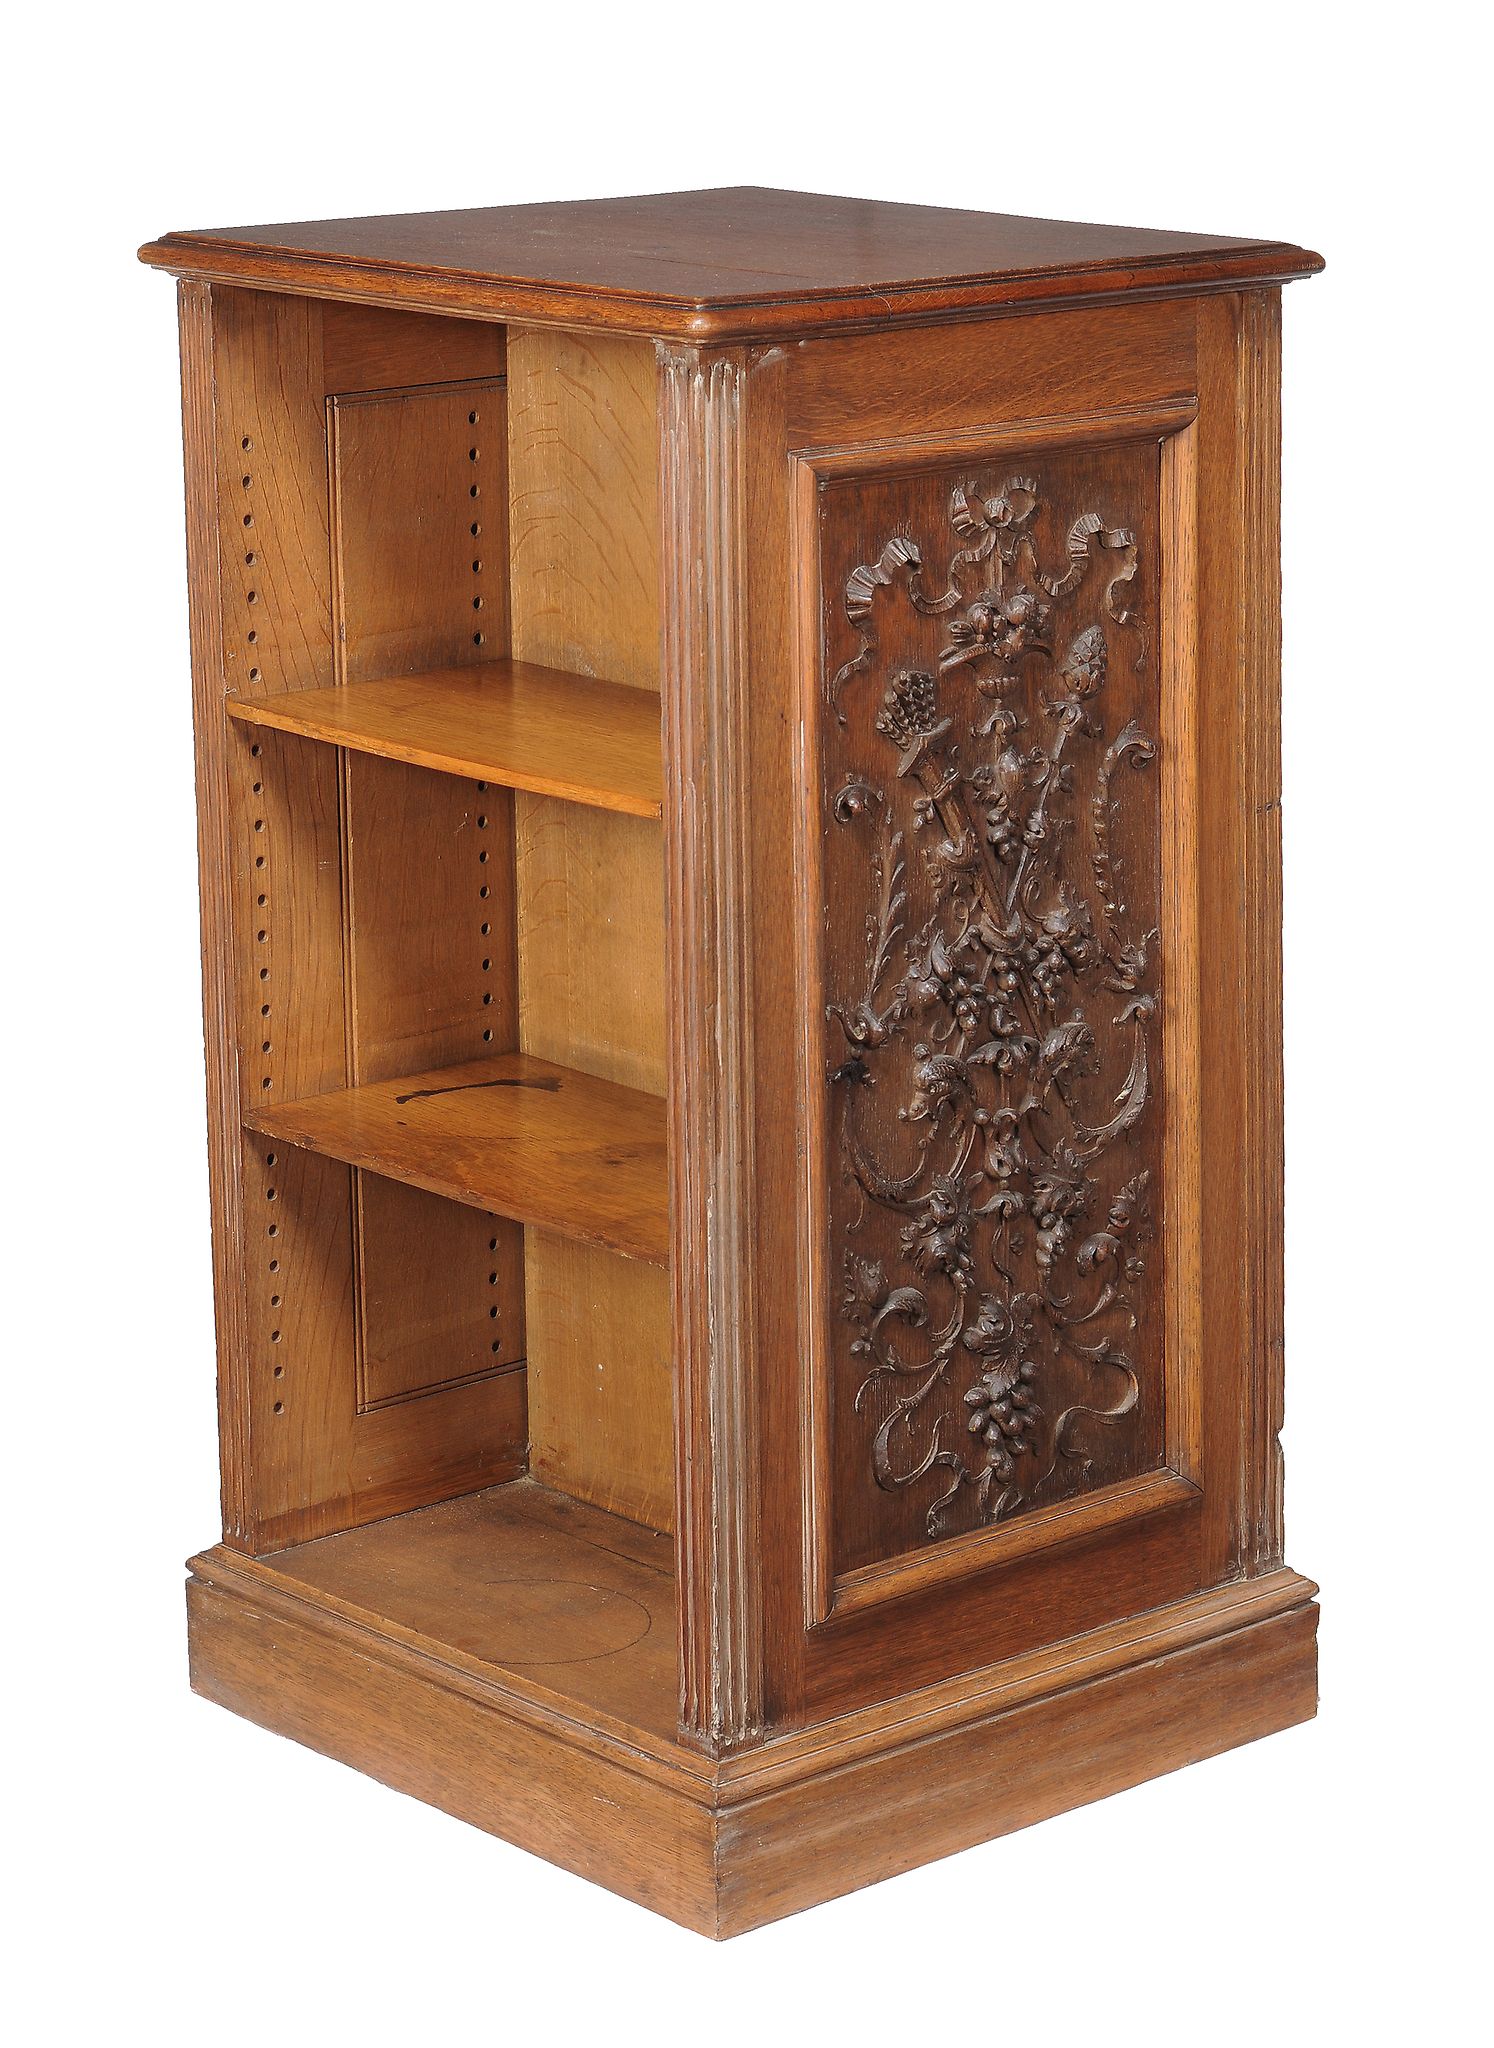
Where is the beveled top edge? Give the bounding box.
[139,186,1324,341]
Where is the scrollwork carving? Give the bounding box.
[822,459,1163,1548]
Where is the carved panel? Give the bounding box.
[813,441,1167,1580]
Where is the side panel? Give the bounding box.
[506,327,674,1535]
[661,297,1291,1732]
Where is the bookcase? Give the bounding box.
[141,188,1323,1936]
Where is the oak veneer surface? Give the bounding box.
[330,379,512,679]
[329,369,529,1422]
[506,325,676,1536]
[228,1478,678,1745]
[523,1235,675,1537]
[246,1050,669,1265]
[226,661,664,818]
[186,288,532,1549]
[140,187,1323,339]
[186,1542,1316,1937]
[154,201,1322,1933]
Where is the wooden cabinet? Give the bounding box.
[141,188,1323,1936]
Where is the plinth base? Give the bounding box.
[186,1492,1317,1937]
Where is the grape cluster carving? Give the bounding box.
[827,475,1160,1537]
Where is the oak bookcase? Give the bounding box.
[141,188,1323,1936]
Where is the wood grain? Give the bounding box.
[713,1592,1318,1935]
[1160,421,1206,1487]
[187,1530,1316,1936]
[824,1474,1201,1621]
[155,207,1321,1929]
[340,756,516,1088]
[227,662,664,817]
[212,288,335,707]
[332,372,528,1449]
[720,297,1306,1728]
[513,799,666,1091]
[356,1179,524,1407]
[787,299,1197,447]
[187,1479,710,1933]
[330,379,511,678]
[230,1479,678,1740]
[196,288,357,1550]
[246,1050,669,1266]
[141,187,1323,342]
[178,279,253,1543]
[1196,291,1289,1576]
[340,755,526,1405]
[506,327,660,688]
[321,300,505,394]
[801,433,1172,1597]
[524,1236,675,1534]
[659,345,775,1752]
[507,325,672,1531]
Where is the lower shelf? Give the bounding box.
[201,1479,679,1746]
[245,1050,669,1265]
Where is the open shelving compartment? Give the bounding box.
[194,295,681,1756]
[149,187,1328,1939]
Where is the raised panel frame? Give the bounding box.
[789,401,1205,1625]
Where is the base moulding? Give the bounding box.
[187,1550,1317,1937]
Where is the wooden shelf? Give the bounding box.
[246,1051,669,1265]
[194,1479,680,1749]
[226,659,664,819]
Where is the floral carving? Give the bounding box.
[824,465,1162,1542]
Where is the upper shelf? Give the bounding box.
[246,1050,669,1266]
[226,660,663,820]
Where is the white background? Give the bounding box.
[5,4,1488,2041]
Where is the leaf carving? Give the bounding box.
[824,464,1161,1544]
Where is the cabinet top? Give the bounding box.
[139,185,1321,342]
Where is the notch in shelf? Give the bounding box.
[245,1051,669,1267]
[226,659,664,820]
